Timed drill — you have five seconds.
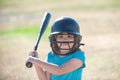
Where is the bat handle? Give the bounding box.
[26,54,35,68]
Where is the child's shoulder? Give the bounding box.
[72,50,85,58]
[47,51,55,57]
[47,51,52,56]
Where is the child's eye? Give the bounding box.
[58,35,63,38]
[68,35,72,38]
[56,35,63,39]
[67,35,74,38]
[56,34,74,41]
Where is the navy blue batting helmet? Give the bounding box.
[51,17,80,35]
[49,17,83,55]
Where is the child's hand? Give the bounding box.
[28,51,38,58]
[27,56,37,63]
[26,51,38,64]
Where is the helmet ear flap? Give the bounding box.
[49,35,55,48]
[73,35,82,49]
[79,35,82,43]
[78,35,85,46]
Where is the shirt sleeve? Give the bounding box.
[73,51,86,68]
[45,52,52,63]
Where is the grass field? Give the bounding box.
[0,0,120,80]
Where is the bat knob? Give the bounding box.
[26,62,33,68]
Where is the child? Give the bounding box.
[27,16,86,80]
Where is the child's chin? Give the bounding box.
[60,50,69,54]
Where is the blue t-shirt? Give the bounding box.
[47,51,86,80]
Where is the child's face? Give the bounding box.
[55,33,74,55]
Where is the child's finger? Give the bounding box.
[29,51,38,58]
[26,56,37,63]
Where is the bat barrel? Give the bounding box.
[34,12,51,51]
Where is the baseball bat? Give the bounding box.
[26,12,51,68]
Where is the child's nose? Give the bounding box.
[62,38,69,41]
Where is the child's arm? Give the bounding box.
[28,56,83,75]
[34,63,50,80]
[27,51,50,80]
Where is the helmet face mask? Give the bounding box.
[49,17,82,56]
[49,33,82,56]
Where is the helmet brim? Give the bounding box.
[51,32,80,35]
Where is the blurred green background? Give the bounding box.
[0,0,120,80]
